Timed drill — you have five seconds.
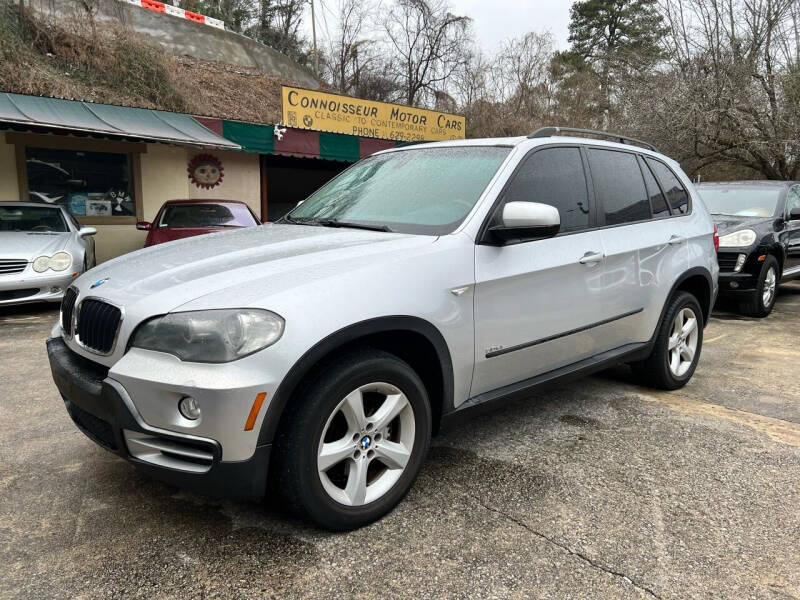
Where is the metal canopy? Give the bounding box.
[0,93,241,150]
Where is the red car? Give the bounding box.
[137,199,261,247]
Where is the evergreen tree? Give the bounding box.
[566,0,666,117]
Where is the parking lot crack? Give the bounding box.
[467,492,663,599]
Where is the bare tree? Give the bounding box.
[322,0,397,101]
[623,0,800,179]
[494,31,555,117]
[382,0,471,106]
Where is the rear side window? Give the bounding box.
[502,147,590,233]
[640,158,671,217]
[646,158,690,215]
[588,149,651,225]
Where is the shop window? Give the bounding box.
[25,147,135,218]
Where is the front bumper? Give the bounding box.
[717,271,759,294]
[0,272,76,305]
[47,337,271,501]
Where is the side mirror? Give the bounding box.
[136,221,152,231]
[78,226,97,237]
[489,202,560,244]
[790,208,800,221]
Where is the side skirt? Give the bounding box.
[439,342,652,433]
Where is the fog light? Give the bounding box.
[179,396,201,420]
[734,254,746,273]
[50,286,62,294]
[730,281,739,289]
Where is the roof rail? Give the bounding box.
[528,126,657,152]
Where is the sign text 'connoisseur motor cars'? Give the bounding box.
[282,86,466,142]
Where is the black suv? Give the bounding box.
[697,181,800,317]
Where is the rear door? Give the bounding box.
[591,150,689,348]
[472,146,611,397]
[785,184,800,276]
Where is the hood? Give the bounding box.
[77,223,434,312]
[0,231,69,260]
[711,214,773,236]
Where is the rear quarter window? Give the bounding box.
[646,158,690,215]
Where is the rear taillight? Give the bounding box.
[713,225,719,252]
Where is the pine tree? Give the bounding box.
[567,0,666,118]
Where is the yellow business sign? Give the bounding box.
[282,86,465,142]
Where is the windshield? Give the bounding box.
[158,203,258,228]
[287,146,512,235]
[699,187,782,217]
[0,205,68,232]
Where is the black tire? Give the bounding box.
[273,349,432,531]
[632,291,704,390]
[738,255,779,318]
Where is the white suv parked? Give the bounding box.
[48,127,719,530]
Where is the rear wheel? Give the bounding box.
[633,291,703,390]
[274,349,431,531]
[738,255,779,318]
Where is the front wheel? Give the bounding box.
[632,291,704,390]
[739,255,779,318]
[274,349,432,530]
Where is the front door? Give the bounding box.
[472,146,611,398]
[784,185,800,276]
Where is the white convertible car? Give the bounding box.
[0,202,96,306]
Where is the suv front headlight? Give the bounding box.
[718,229,756,248]
[131,309,285,363]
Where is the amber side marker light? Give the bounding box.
[244,392,267,431]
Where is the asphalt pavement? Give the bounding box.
[2,284,799,599]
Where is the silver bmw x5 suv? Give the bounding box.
[48,127,719,530]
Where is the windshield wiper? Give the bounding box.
[316,219,393,232]
[281,215,392,232]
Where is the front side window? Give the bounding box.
[646,158,690,215]
[501,147,590,233]
[588,149,651,225]
[786,186,800,216]
[25,147,134,219]
[698,186,782,217]
[0,205,68,232]
[158,203,258,228]
[288,146,512,235]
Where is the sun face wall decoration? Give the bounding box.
[188,154,224,189]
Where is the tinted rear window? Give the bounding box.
[158,203,257,228]
[588,149,651,225]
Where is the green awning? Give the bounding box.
[0,93,240,150]
[217,119,399,162]
[222,120,274,154]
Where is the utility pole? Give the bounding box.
[310,0,319,77]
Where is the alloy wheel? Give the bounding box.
[762,267,777,309]
[317,382,415,507]
[668,307,699,377]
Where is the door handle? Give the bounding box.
[579,251,605,266]
[669,235,687,246]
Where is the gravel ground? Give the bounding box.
[2,284,799,600]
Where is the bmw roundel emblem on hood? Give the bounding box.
[90,277,109,289]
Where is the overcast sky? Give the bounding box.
[306,0,574,55]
